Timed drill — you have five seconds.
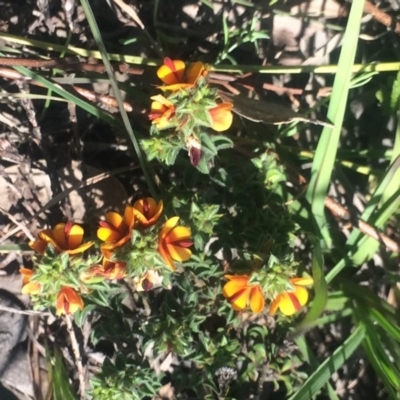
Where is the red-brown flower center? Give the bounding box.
[99,220,126,234]
[142,198,150,219]
[288,292,301,311]
[227,287,248,304]
[64,220,73,242]
[164,57,181,82]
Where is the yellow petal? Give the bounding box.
[150,101,165,113]
[159,217,179,240]
[293,285,309,307]
[157,59,185,84]
[38,230,63,253]
[276,292,297,316]
[269,296,280,315]
[165,243,192,262]
[150,95,174,107]
[56,287,84,315]
[209,103,233,132]
[53,223,68,249]
[67,241,94,255]
[135,197,155,214]
[157,83,193,91]
[21,281,41,295]
[105,212,125,229]
[124,206,135,229]
[249,287,265,313]
[67,224,84,249]
[165,226,191,243]
[290,277,313,286]
[29,237,48,253]
[230,287,251,311]
[158,243,176,271]
[277,286,309,316]
[186,61,205,84]
[97,227,123,242]
[20,268,33,284]
[222,277,247,298]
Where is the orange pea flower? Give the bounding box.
[29,221,94,255]
[102,259,127,280]
[56,286,84,316]
[132,197,163,227]
[20,268,41,295]
[157,57,206,91]
[208,102,233,132]
[158,216,192,271]
[149,95,176,129]
[222,274,265,313]
[97,206,135,250]
[269,277,313,316]
[132,269,163,292]
[83,259,127,281]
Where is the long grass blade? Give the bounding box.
[306,0,365,247]
[9,64,118,126]
[79,0,157,198]
[289,325,365,400]
[296,242,328,330]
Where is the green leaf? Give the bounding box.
[306,0,365,247]
[79,0,156,198]
[296,242,328,330]
[289,325,365,400]
[46,345,77,400]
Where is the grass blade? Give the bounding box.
[296,242,328,330]
[79,0,157,198]
[306,0,365,247]
[289,325,365,400]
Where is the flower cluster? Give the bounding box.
[144,58,234,172]
[22,198,312,318]
[22,222,95,315]
[222,263,313,316]
[22,198,193,316]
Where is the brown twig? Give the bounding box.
[30,315,43,400]
[324,196,400,252]
[0,304,50,315]
[364,0,400,35]
[65,314,86,399]
[0,56,144,75]
[210,72,332,98]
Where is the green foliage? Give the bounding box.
[6,0,400,398]
[89,356,160,399]
[46,345,77,400]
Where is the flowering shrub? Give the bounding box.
[22,60,317,399]
[142,57,234,173]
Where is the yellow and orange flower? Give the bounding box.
[158,216,192,271]
[82,259,127,281]
[132,197,163,227]
[29,221,94,255]
[132,269,164,292]
[222,274,265,313]
[208,102,233,132]
[269,277,313,316]
[97,206,135,251]
[20,268,41,295]
[149,95,176,129]
[102,259,127,280]
[157,58,207,91]
[56,286,84,315]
